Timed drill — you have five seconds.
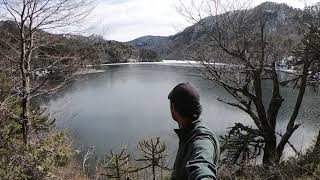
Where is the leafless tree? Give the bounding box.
[136,137,168,180]
[103,147,131,180]
[178,0,320,165]
[0,0,93,144]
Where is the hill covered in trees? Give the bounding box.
[128,2,319,62]
[0,20,160,67]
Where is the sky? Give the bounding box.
[83,0,319,42]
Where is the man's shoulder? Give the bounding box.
[193,120,216,138]
[192,120,220,152]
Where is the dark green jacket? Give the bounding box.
[171,120,219,180]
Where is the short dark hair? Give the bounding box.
[168,83,202,120]
[171,100,202,120]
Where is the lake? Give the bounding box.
[48,63,320,164]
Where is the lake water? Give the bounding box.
[48,63,320,164]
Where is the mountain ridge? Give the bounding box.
[127,1,315,61]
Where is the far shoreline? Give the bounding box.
[79,60,299,75]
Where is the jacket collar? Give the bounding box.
[174,119,201,140]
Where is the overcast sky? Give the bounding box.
[83,0,319,42]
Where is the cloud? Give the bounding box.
[84,0,189,42]
[83,0,320,42]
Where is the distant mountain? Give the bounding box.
[128,36,171,58]
[127,2,317,61]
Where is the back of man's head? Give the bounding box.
[168,83,202,121]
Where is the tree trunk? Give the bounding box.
[276,60,309,159]
[263,132,278,165]
[21,56,31,145]
[314,129,320,153]
[152,150,156,180]
[20,21,31,145]
[311,129,320,170]
[21,87,30,144]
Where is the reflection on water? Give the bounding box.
[48,64,320,161]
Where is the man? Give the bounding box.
[168,83,219,180]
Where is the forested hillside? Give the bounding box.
[0,20,160,68]
[128,2,319,62]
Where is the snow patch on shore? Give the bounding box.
[73,69,106,75]
[101,60,235,67]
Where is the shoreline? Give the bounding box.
[100,60,238,67]
[80,60,298,75]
